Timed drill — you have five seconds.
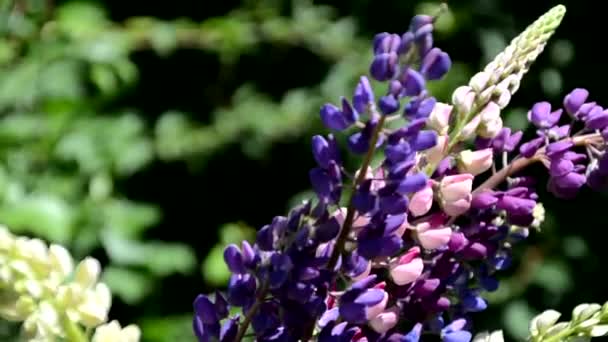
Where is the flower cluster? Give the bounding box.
[192,4,608,342]
[0,226,140,342]
[528,301,608,341]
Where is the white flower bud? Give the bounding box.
[478,117,503,138]
[458,149,493,176]
[460,114,481,140]
[477,102,503,138]
[452,86,476,115]
[77,283,111,327]
[92,320,141,342]
[428,102,453,135]
[75,257,101,288]
[49,244,74,278]
[469,71,492,93]
[531,309,561,336]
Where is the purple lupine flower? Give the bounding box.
[353,76,375,113]
[528,101,562,129]
[420,47,452,80]
[564,88,589,115]
[320,97,359,131]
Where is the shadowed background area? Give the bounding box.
[0,0,605,341]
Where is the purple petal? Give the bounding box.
[585,109,608,130]
[379,194,409,215]
[564,88,589,115]
[420,48,452,80]
[411,130,438,151]
[194,295,218,324]
[353,76,375,113]
[385,142,413,163]
[379,95,400,115]
[354,288,385,306]
[310,168,332,201]
[219,318,238,342]
[370,53,399,82]
[320,103,349,131]
[400,68,426,96]
[550,158,574,177]
[443,331,473,342]
[373,33,401,54]
[315,217,340,243]
[546,140,574,158]
[224,244,245,274]
[398,31,415,55]
[397,173,428,194]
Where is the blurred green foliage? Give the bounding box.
[1,0,606,341]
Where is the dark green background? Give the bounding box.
[1,0,606,340]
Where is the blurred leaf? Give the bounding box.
[56,2,109,37]
[563,236,588,259]
[550,40,574,66]
[504,108,530,132]
[102,231,196,276]
[531,260,572,295]
[0,193,74,243]
[90,63,118,94]
[102,266,153,305]
[102,199,160,238]
[540,68,563,98]
[503,300,536,341]
[201,245,228,287]
[140,315,197,342]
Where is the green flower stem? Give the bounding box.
[234,278,270,342]
[327,114,387,270]
[61,312,88,342]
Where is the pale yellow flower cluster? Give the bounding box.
[0,226,140,342]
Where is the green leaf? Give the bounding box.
[101,231,196,276]
[531,260,572,295]
[201,245,229,287]
[102,266,153,305]
[56,2,109,37]
[0,194,74,243]
[503,300,536,341]
[140,315,197,342]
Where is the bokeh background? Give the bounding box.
[0,0,606,341]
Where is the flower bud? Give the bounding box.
[408,184,433,217]
[420,48,451,80]
[78,283,112,327]
[75,257,101,288]
[530,309,561,336]
[469,71,491,93]
[439,174,474,216]
[563,88,589,115]
[457,149,493,175]
[92,321,141,342]
[460,114,481,140]
[428,102,452,134]
[452,86,476,115]
[416,223,452,250]
[478,115,503,138]
[389,247,423,285]
[425,134,448,167]
[369,306,400,334]
[49,244,74,279]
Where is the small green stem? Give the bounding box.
[326,115,387,270]
[61,313,87,342]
